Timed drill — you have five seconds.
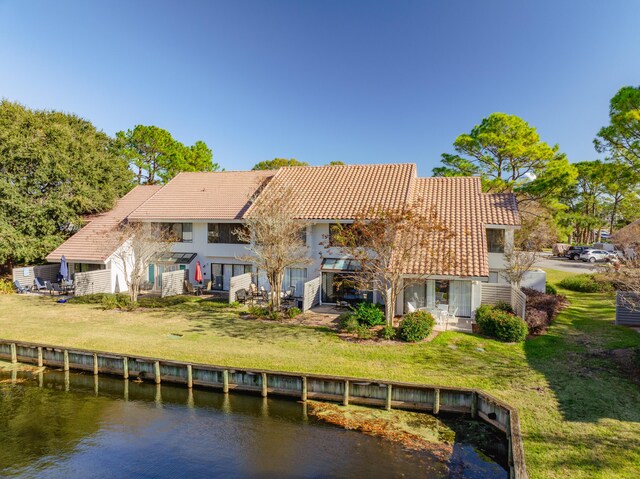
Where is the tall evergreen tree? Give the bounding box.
[0,100,133,269]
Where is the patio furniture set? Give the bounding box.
[235,284,299,309]
[13,277,75,295]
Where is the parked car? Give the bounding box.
[565,246,590,260]
[607,250,624,260]
[580,249,610,263]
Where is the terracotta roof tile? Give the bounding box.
[401,177,519,277]
[45,185,162,263]
[250,163,416,219]
[128,170,275,221]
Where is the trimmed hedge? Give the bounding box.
[398,311,435,342]
[558,274,612,293]
[545,283,558,295]
[475,304,528,342]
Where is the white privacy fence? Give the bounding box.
[229,273,252,304]
[480,283,526,320]
[75,270,112,296]
[616,292,640,327]
[12,264,59,289]
[161,270,187,298]
[302,277,321,311]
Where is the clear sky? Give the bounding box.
[1,0,639,175]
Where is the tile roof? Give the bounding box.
[45,185,162,263]
[399,177,519,277]
[249,163,416,219]
[128,171,275,221]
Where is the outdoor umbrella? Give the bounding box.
[195,261,203,284]
[59,255,69,281]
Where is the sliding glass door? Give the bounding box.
[404,279,471,317]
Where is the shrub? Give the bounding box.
[354,325,373,339]
[525,308,549,335]
[248,305,269,318]
[494,301,514,314]
[545,283,558,295]
[380,324,396,340]
[521,287,568,335]
[137,295,194,308]
[398,311,435,342]
[0,279,14,294]
[351,302,385,327]
[101,295,118,310]
[286,307,301,318]
[475,306,527,342]
[267,311,280,321]
[229,301,241,309]
[558,274,612,293]
[339,313,359,333]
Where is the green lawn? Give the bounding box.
[0,269,639,479]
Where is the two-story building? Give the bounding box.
[46,163,520,318]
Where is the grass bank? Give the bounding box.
[0,269,638,479]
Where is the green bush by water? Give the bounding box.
[475,305,527,342]
[398,311,435,342]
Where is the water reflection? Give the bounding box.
[0,369,507,478]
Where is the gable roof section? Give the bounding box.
[250,163,416,220]
[45,185,162,263]
[400,177,519,277]
[128,170,275,221]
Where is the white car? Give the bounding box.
[580,250,610,263]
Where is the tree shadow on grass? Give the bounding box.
[149,305,337,343]
[524,293,640,424]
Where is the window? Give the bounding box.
[152,223,192,243]
[211,263,252,290]
[208,223,249,244]
[284,268,307,297]
[486,228,505,253]
[435,280,449,304]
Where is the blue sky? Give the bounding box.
[1,0,639,175]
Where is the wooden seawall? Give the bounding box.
[0,338,527,479]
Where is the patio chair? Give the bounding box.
[236,289,248,303]
[51,283,63,295]
[13,280,28,294]
[44,280,54,295]
[184,280,195,295]
[33,277,47,292]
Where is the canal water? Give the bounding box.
[0,368,507,478]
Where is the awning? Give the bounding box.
[155,253,197,264]
[321,258,361,271]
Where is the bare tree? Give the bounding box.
[327,199,455,326]
[501,246,539,287]
[238,179,311,311]
[113,222,173,303]
[607,222,640,310]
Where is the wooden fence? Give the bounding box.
[12,264,59,289]
[303,277,321,311]
[161,270,187,298]
[616,292,640,326]
[75,269,112,296]
[229,273,252,304]
[481,283,526,320]
[0,338,527,479]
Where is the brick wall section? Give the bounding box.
[229,273,252,304]
[303,277,321,311]
[75,270,112,296]
[161,270,186,298]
